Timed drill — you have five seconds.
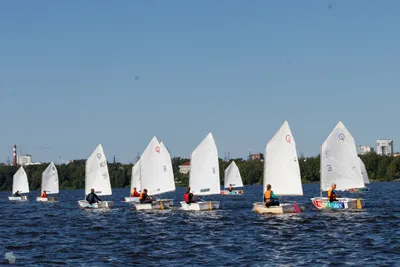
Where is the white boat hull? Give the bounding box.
[124,197,140,203]
[253,202,305,214]
[36,196,57,202]
[180,201,220,211]
[78,200,114,209]
[8,196,28,201]
[221,190,244,195]
[311,197,365,210]
[134,200,173,210]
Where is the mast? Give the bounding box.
[320,145,322,198]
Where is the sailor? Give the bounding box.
[41,191,47,198]
[86,188,102,204]
[328,183,339,202]
[228,185,233,192]
[139,189,153,204]
[13,191,21,197]
[184,186,198,204]
[264,184,279,208]
[131,187,140,197]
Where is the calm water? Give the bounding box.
[0,182,399,266]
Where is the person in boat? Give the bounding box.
[328,183,339,202]
[139,189,153,204]
[228,185,233,192]
[86,188,102,204]
[264,184,279,208]
[13,191,21,197]
[184,186,199,204]
[41,191,47,198]
[131,187,140,197]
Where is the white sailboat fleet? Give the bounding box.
[221,161,244,195]
[8,166,29,201]
[311,122,365,210]
[78,144,114,209]
[36,162,59,202]
[133,137,176,210]
[180,133,220,211]
[253,121,305,214]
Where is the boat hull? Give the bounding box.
[253,202,305,214]
[311,197,365,210]
[221,190,244,195]
[36,196,57,202]
[124,197,140,203]
[78,200,114,209]
[134,199,173,210]
[8,196,28,201]
[180,201,220,211]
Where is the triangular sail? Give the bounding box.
[130,159,142,193]
[140,137,176,195]
[85,144,112,196]
[358,157,370,185]
[320,122,364,191]
[41,162,59,194]
[12,166,29,194]
[264,121,303,196]
[189,133,220,196]
[224,161,243,188]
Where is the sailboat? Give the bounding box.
[133,137,176,210]
[221,161,244,195]
[311,121,365,209]
[36,162,59,202]
[348,157,370,193]
[78,144,114,209]
[8,166,29,201]
[253,121,305,214]
[180,133,220,211]
[123,159,141,203]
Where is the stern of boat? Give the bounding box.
[124,197,140,203]
[180,201,220,211]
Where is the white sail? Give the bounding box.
[85,144,112,196]
[189,133,220,196]
[224,161,243,188]
[41,162,59,194]
[130,159,142,193]
[264,121,303,196]
[358,157,370,185]
[320,121,364,191]
[140,137,175,195]
[12,166,29,194]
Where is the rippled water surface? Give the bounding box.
[1,183,399,266]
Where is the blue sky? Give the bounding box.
[1,1,400,163]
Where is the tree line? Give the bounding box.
[0,152,398,191]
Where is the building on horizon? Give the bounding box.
[250,153,264,161]
[376,139,393,156]
[17,154,32,165]
[179,161,190,174]
[359,145,374,155]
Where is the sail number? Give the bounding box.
[99,160,107,168]
[163,166,167,172]
[102,173,109,180]
[327,165,332,171]
[212,167,216,174]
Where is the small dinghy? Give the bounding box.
[8,166,29,201]
[253,121,305,214]
[180,133,220,211]
[124,159,141,203]
[78,144,114,209]
[37,162,59,202]
[311,122,365,210]
[221,161,244,195]
[134,138,175,210]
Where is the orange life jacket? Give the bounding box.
[139,192,145,200]
[264,190,271,203]
[131,190,139,197]
[328,188,337,201]
[41,192,47,198]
